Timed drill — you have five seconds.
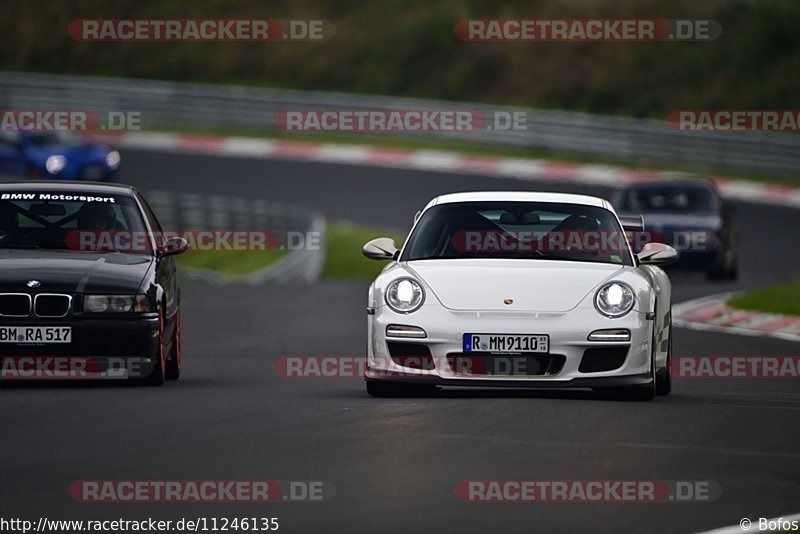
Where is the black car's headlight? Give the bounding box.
[594,282,635,318]
[385,278,425,313]
[84,295,151,313]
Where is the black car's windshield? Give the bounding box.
[400,201,633,266]
[0,192,149,253]
[617,185,718,214]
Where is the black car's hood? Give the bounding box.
[643,213,721,231]
[0,249,154,293]
[619,212,722,231]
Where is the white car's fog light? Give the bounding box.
[386,324,427,338]
[595,282,635,318]
[588,329,631,342]
[385,278,424,313]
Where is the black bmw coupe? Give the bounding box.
[0,181,187,385]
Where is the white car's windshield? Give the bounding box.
[401,201,634,266]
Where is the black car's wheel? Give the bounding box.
[656,323,672,396]
[165,311,182,381]
[366,380,436,397]
[724,253,739,280]
[138,309,166,386]
[706,247,738,280]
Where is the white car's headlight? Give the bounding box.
[45,155,66,174]
[105,150,121,169]
[595,282,636,318]
[385,278,425,313]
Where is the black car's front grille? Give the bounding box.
[34,294,71,317]
[0,294,31,316]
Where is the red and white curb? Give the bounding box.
[674,292,800,342]
[87,131,800,210]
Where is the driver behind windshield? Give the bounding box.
[0,202,20,241]
[77,203,118,231]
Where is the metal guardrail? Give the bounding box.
[146,190,325,283]
[1,71,799,176]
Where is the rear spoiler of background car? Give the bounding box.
[619,215,645,233]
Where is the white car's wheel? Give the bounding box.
[656,323,672,396]
[630,324,659,401]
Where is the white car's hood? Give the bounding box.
[406,259,624,312]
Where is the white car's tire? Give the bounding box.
[603,325,658,401]
[656,324,672,396]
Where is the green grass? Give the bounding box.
[323,221,406,280]
[156,125,800,187]
[177,249,286,276]
[728,280,800,316]
[174,222,404,280]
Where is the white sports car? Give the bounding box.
[363,191,678,400]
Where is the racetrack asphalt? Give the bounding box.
[1,149,799,534]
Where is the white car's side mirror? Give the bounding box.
[638,242,678,266]
[363,237,398,261]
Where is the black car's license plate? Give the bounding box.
[463,334,549,354]
[0,326,72,344]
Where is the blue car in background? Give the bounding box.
[613,176,738,280]
[0,131,120,181]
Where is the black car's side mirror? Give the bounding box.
[160,236,188,257]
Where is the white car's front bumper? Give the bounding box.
[366,302,654,389]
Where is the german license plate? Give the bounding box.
[463,333,549,354]
[0,326,72,344]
